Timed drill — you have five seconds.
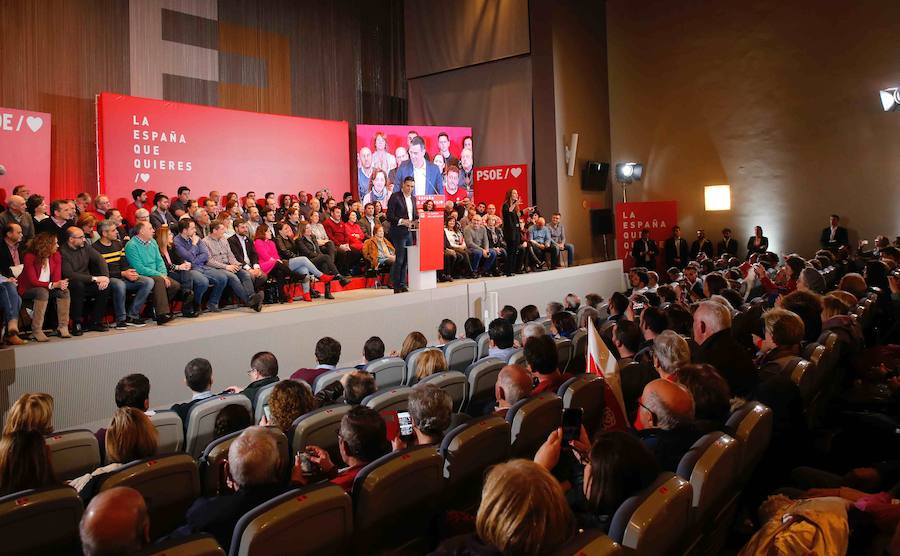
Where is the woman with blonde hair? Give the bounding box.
[430,459,575,555]
[69,407,159,499]
[415,349,448,381]
[392,331,427,360]
[3,392,54,435]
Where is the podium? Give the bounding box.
[407,213,444,291]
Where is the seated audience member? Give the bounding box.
[635,306,666,360]
[228,219,266,291]
[676,364,731,432]
[292,405,391,492]
[613,320,643,367]
[341,371,377,405]
[692,300,757,397]
[0,195,35,241]
[463,214,498,277]
[155,224,202,317]
[493,365,533,418]
[430,460,575,556]
[93,220,152,328]
[361,224,395,273]
[651,330,691,381]
[526,335,573,396]
[484,215,507,272]
[263,379,316,433]
[36,199,75,244]
[291,336,341,384]
[70,408,159,500]
[443,215,472,279]
[584,293,604,309]
[578,307,599,329]
[130,208,152,238]
[464,317,485,339]
[528,217,558,269]
[226,351,280,411]
[173,427,288,551]
[359,336,386,369]
[546,301,564,318]
[820,293,862,354]
[548,212,575,267]
[755,309,806,380]
[550,310,578,339]
[171,358,216,428]
[534,429,659,533]
[60,226,112,335]
[125,221,184,325]
[435,318,457,347]
[79,487,150,556]
[798,267,826,294]
[635,379,700,471]
[520,322,546,346]
[0,430,57,496]
[838,273,868,301]
[0,222,25,345]
[564,293,580,312]
[393,330,427,359]
[394,384,453,448]
[149,193,177,230]
[605,292,629,328]
[202,222,264,312]
[487,318,518,361]
[213,404,253,440]
[780,289,824,344]
[95,373,154,454]
[415,349,448,382]
[174,219,229,312]
[26,194,49,223]
[324,206,362,275]
[18,233,72,341]
[520,304,540,323]
[3,392,54,435]
[296,222,350,295]
[500,304,518,325]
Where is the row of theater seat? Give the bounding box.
[1,368,775,555]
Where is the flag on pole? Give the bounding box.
[586,318,630,432]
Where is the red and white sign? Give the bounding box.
[417,214,445,272]
[616,201,678,271]
[97,92,350,210]
[0,107,51,199]
[474,164,528,213]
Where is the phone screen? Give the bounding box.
[562,408,583,443]
[397,411,414,437]
[263,405,272,421]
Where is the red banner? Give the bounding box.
[0,107,51,201]
[474,164,529,215]
[417,214,445,272]
[616,201,678,272]
[97,92,350,210]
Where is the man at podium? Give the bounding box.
[387,176,418,293]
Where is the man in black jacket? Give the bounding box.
[717,228,739,258]
[228,219,266,291]
[663,226,689,269]
[692,301,757,397]
[386,176,418,293]
[59,226,111,335]
[631,228,658,268]
[171,358,217,431]
[224,351,279,412]
[36,199,76,244]
[819,214,849,252]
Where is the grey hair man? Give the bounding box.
[407,384,452,446]
[693,300,758,397]
[494,364,533,417]
[652,330,691,380]
[520,322,546,346]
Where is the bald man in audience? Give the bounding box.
[79,486,150,556]
[635,379,701,471]
[494,365,533,418]
[692,300,757,397]
[0,195,34,240]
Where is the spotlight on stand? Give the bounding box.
[880,87,900,112]
[615,162,643,183]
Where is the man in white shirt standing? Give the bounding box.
[394,136,443,196]
[386,177,418,294]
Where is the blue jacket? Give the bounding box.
[173,234,210,269]
[393,160,444,196]
[529,226,551,246]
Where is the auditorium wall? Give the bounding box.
[0,0,405,200]
[606,0,900,257]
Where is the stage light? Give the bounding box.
[704,185,731,211]
[615,162,643,183]
[880,87,899,112]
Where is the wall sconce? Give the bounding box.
[704,185,731,211]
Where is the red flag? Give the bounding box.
[586,319,630,432]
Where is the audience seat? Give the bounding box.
[135,534,225,556]
[291,404,353,465]
[555,338,574,374]
[98,453,200,539]
[44,429,101,481]
[444,338,477,372]
[404,347,440,385]
[725,402,774,484]
[351,445,444,554]
[539,317,552,332]
[312,368,353,395]
[552,530,623,556]
[149,410,184,454]
[608,472,693,556]
[185,395,253,458]
[253,382,279,424]
[676,432,740,555]
[787,359,819,404]
[439,415,510,510]
[0,485,83,555]
[199,427,289,497]
[362,386,414,414]
[506,393,563,458]
[570,329,588,374]
[416,371,468,412]
[462,357,505,415]
[557,375,605,437]
[508,349,526,366]
[365,357,407,389]
[229,484,352,556]
[475,332,490,360]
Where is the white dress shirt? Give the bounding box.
[413,164,427,196]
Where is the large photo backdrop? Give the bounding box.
[355,124,473,206]
[97,93,350,208]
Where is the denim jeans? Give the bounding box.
[199,268,230,306]
[0,281,21,322]
[170,269,209,302]
[109,276,154,320]
[286,256,323,278]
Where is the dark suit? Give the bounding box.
[149,208,177,230]
[819,226,849,251]
[690,238,713,260]
[228,234,260,269]
[746,236,769,257]
[36,217,74,245]
[693,329,757,397]
[637,425,702,472]
[631,238,658,268]
[393,160,444,195]
[241,376,278,411]
[386,191,418,290]
[717,237,739,258]
[171,394,213,433]
[0,240,21,278]
[663,237,689,269]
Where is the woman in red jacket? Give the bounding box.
[345,211,365,252]
[19,232,71,341]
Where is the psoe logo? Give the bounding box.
[1,113,44,133]
[476,166,523,181]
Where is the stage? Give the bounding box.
[0,260,624,431]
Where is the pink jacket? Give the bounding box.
[254,239,281,274]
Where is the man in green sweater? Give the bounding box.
[124,221,185,325]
